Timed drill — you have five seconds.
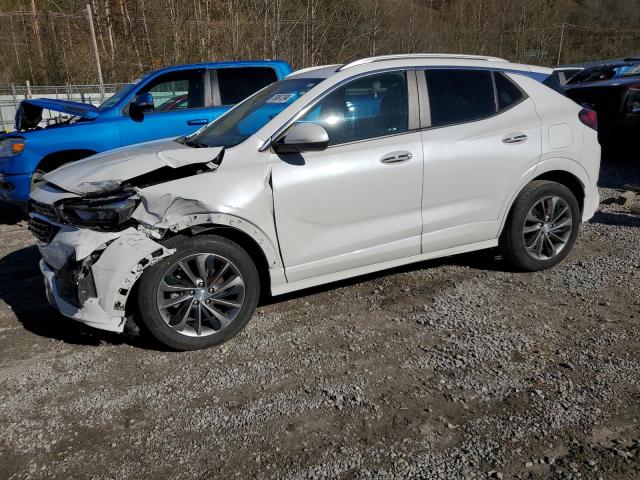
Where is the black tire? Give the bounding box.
[137,235,260,351]
[500,180,581,272]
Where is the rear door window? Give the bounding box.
[216,67,279,105]
[425,69,496,127]
[494,72,525,110]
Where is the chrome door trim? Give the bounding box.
[380,151,413,164]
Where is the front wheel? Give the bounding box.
[137,235,260,350]
[500,180,581,272]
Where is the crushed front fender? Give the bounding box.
[39,227,173,333]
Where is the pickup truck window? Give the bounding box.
[99,82,137,110]
[217,67,279,105]
[190,78,321,148]
[137,70,205,112]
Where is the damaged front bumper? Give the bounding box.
[38,225,173,333]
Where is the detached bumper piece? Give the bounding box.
[51,256,98,308]
[36,223,174,334]
[40,259,126,333]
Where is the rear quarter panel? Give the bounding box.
[496,74,598,229]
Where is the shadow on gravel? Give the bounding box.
[591,211,640,228]
[262,248,511,306]
[598,155,640,190]
[0,203,26,226]
[0,245,157,349]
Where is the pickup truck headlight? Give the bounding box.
[626,89,640,116]
[59,194,140,229]
[0,137,26,157]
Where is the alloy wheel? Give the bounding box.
[156,253,245,337]
[523,195,573,261]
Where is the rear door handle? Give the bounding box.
[187,118,208,126]
[380,151,413,164]
[502,133,528,144]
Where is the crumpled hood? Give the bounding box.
[44,139,223,195]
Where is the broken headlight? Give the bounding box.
[59,194,140,229]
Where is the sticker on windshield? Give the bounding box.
[266,93,295,104]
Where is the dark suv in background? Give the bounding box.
[563,57,640,151]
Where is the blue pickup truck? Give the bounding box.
[0,60,292,206]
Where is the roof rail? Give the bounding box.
[338,53,508,71]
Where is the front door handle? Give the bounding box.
[502,133,528,144]
[380,151,413,164]
[187,118,208,126]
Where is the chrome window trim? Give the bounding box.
[491,71,500,112]
[416,70,431,128]
[407,70,420,131]
[210,68,221,106]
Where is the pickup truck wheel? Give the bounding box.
[500,180,580,272]
[137,235,260,351]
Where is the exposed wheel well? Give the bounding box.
[124,225,273,322]
[530,170,585,213]
[37,149,97,173]
[188,226,272,301]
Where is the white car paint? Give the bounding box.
[29,54,601,333]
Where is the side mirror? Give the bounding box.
[132,92,155,112]
[273,122,329,154]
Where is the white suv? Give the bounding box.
[29,54,600,350]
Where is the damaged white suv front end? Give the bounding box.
[29,137,281,336]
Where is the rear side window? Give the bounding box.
[495,72,525,110]
[217,67,278,105]
[425,70,496,127]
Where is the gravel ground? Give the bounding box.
[1,160,639,480]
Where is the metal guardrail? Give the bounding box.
[0,83,126,132]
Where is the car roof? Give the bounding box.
[138,60,291,80]
[287,54,552,81]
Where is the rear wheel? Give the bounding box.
[500,180,581,271]
[137,235,260,350]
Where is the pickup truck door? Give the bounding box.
[118,68,215,146]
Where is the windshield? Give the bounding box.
[188,78,322,148]
[568,63,640,84]
[98,81,139,109]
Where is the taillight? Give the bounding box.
[578,108,598,131]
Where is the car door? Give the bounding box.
[118,68,214,146]
[271,70,424,282]
[418,69,542,253]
